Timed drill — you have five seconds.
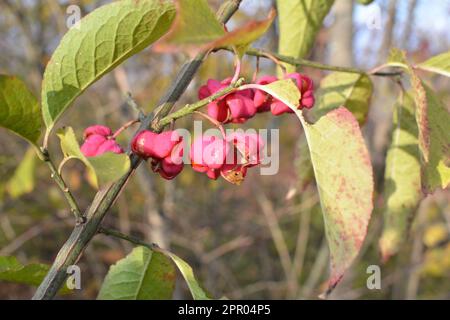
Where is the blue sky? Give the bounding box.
[240,0,450,65]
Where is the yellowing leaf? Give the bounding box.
[254,80,374,294]
[387,49,437,173]
[379,92,422,261]
[417,51,450,78]
[311,72,373,125]
[421,243,450,278]
[0,75,42,145]
[57,127,130,188]
[423,223,448,248]
[6,148,37,199]
[387,48,409,69]
[98,246,175,300]
[243,79,300,109]
[159,0,225,46]
[277,0,335,73]
[421,85,450,193]
[42,0,176,133]
[300,107,373,293]
[207,9,275,53]
[410,72,430,164]
[156,2,274,55]
[163,250,211,300]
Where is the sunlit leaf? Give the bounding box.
[251,80,374,293]
[423,223,448,248]
[244,79,300,109]
[417,51,450,78]
[421,243,450,278]
[277,0,335,73]
[409,72,430,164]
[157,2,274,56]
[301,107,373,293]
[41,0,176,133]
[379,92,422,261]
[421,85,450,193]
[98,246,175,300]
[159,0,225,46]
[0,75,42,145]
[356,0,375,4]
[388,49,431,164]
[57,127,130,188]
[387,48,409,69]
[6,148,37,199]
[207,9,275,55]
[310,72,373,125]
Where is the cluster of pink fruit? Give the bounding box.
[200,72,314,123]
[79,73,314,184]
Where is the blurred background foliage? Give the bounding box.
[0,0,449,299]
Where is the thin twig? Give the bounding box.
[36,148,85,225]
[97,227,160,251]
[32,0,243,300]
[221,47,404,77]
[112,119,140,139]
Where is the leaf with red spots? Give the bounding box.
[300,107,374,295]
[388,49,430,163]
[98,246,176,300]
[410,71,430,163]
[387,49,450,193]
[251,80,374,295]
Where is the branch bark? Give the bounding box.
[222,47,403,77]
[32,0,242,300]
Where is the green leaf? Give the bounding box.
[253,74,374,292]
[0,256,50,287]
[163,251,211,300]
[0,75,42,145]
[388,49,431,164]
[207,10,275,54]
[310,72,373,125]
[158,3,274,56]
[57,127,130,187]
[356,0,374,5]
[6,148,37,199]
[387,48,409,69]
[98,246,175,300]
[379,92,422,261]
[161,0,225,46]
[41,0,176,132]
[417,51,450,77]
[277,0,335,73]
[245,79,300,109]
[387,49,449,192]
[421,85,450,193]
[300,107,373,292]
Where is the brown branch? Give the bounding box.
[32,0,243,300]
